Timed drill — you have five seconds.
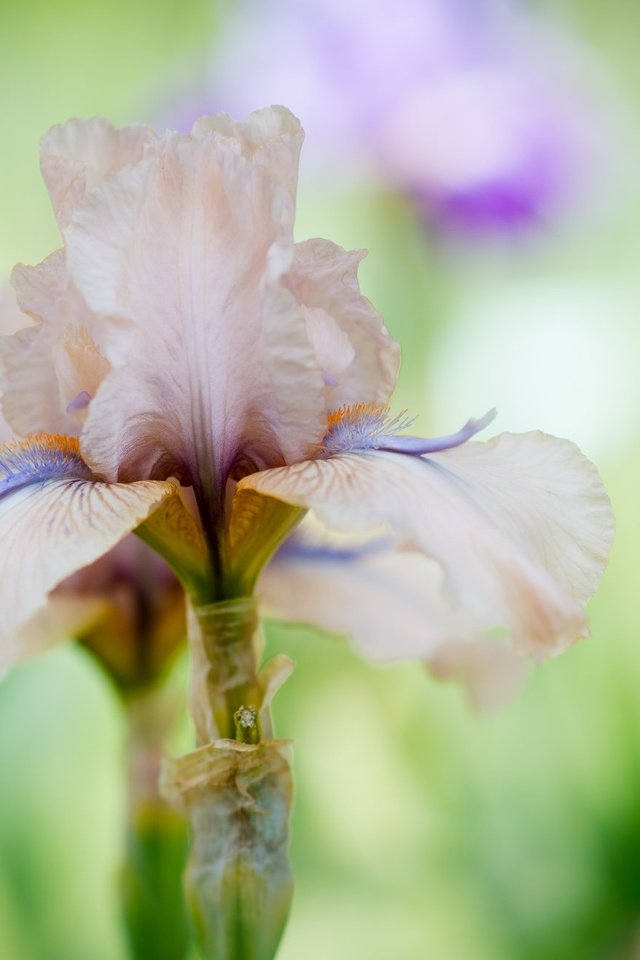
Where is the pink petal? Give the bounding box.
[259,537,527,709]
[41,117,157,229]
[66,108,326,499]
[0,281,30,443]
[428,641,529,712]
[0,281,30,337]
[289,239,400,407]
[303,306,355,387]
[260,539,470,660]
[2,251,109,436]
[0,470,178,669]
[241,432,614,659]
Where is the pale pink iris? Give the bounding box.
[0,109,614,706]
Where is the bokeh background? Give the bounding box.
[1,1,640,957]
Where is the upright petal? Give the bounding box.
[0,281,29,443]
[288,239,400,408]
[2,252,110,436]
[0,281,30,337]
[11,248,85,326]
[190,108,302,201]
[65,108,326,496]
[41,117,157,228]
[240,432,614,658]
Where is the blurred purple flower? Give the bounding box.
[171,0,618,236]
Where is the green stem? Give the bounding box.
[164,738,293,960]
[164,596,294,960]
[122,689,191,960]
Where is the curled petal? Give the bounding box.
[0,467,179,667]
[41,117,157,228]
[289,239,400,407]
[303,306,355,387]
[241,432,614,659]
[66,108,326,488]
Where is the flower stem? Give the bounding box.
[164,596,294,960]
[122,689,191,960]
[187,597,263,743]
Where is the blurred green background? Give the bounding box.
[1,0,640,958]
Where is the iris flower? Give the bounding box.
[0,108,613,708]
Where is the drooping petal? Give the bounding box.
[260,538,470,660]
[240,431,614,658]
[41,117,157,229]
[259,536,527,709]
[2,251,109,436]
[0,435,179,660]
[420,430,615,606]
[66,108,326,495]
[427,640,529,712]
[288,239,400,407]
